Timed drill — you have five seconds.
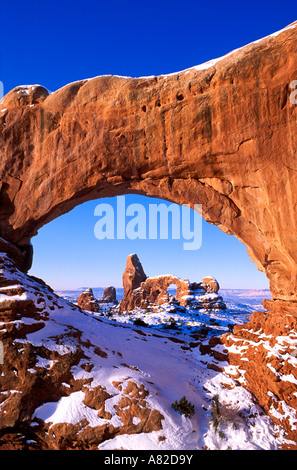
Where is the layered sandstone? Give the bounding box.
[0,22,297,301]
[220,309,297,448]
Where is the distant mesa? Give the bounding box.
[119,254,226,312]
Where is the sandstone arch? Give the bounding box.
[120,271,225,312]
[1,22,297,302]
[121,272,192,311]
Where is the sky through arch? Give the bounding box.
[29,195,269,291]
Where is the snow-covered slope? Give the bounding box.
[0,253,292,450]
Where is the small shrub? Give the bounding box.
[133,318,147,327]
[218,430,227,440]
[168,317,177,328]
[163,317,178,329]
[171,396,195,418]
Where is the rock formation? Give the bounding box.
[122,254,147,293]
[102,286,117,303]
[0,22,297,448]
[77,288,100,312]
[220,305,297,447]
[201,277,219,294]
[0,251,295,449]
[0,254,165,449]
[119,254,226,312]
[77,286,117,312]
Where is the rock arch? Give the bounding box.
[134,274,190,305]
[120,272,191,311]
[118,253,226,311]
[1,22,297,303]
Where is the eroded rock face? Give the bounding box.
[220,309,297,448]
[122,254,147,293]
[0,22,297,301]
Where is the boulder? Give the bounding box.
[101,286,117,303]
[201,277,220,293]
[77,288,100,313]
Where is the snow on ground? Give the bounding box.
[28,301,286,450]
[58,286,267,338]
[23,296,287,448]
[0,254,291,449]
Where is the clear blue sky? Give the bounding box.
[2,0,295,291]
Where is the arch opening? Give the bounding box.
[28,194,269,335]
[167,284,177,298]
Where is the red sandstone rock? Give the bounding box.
[77,288,100,312]
[119,254,225,311]
[201,277,220,293]
[122,254,147,292]
[221,308,297,448]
